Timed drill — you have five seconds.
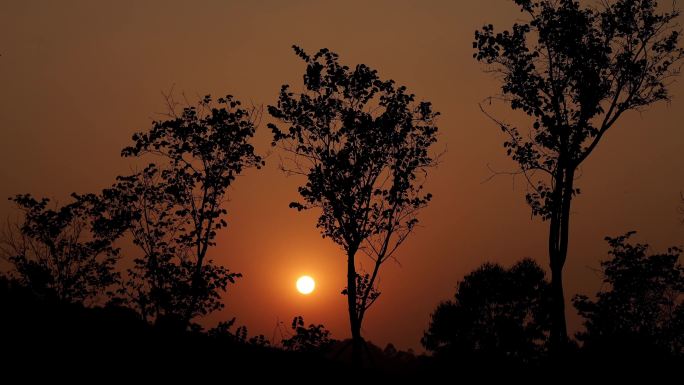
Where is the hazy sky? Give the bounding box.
[1,0,683,351]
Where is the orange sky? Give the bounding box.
[1,0,683,351]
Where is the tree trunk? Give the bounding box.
[548,165,574,353]
[184,246,207,328]
[346,244,362,367]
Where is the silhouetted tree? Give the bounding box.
[573,232,684,356]
[281,316,334,353]
[269,46,439,364]
[83,165,205,325]
[422,259,551,363]
[0,194,120,305]
[473,0,684,349]
[119,94,264,328]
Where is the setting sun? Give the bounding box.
[296,275,315,295]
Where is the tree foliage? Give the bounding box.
[208,317,271,347]
[1,194,120,305]
[113,94,263,325]
[474,0,683,209]
[281,316,334,353]
[573,232,684,356]
[85,165,212,324]
[422,259,551,362]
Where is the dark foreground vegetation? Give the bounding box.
[1,286,680,381]
[2,230,682,380]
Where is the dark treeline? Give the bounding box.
[423,235,684,373]
[1,0,684,380]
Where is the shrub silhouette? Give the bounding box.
[573,231,684,357]
[422,259,551,363]
[281,316,335,353]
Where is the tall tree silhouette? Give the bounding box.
[1,194,120,305]
[120,94,263,327]
[573,232,684,356]
[269,46,439,365]
[473,0,683,349]
[422,259,551,363]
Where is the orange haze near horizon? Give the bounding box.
[1,0,683,351]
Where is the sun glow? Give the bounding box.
[296,275,315,295]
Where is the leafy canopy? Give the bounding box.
[3,194,120,304]
[269,46,439,259]
[573,232,684,355]
[116,94,263,322]
[422,259,552,360]
[474,0,683,218]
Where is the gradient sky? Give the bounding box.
[1,0,683,351]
